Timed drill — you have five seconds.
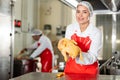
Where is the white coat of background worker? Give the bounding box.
[18,29,54,72]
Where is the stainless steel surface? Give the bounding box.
[0,0,14,80]
[100,0,120,12]
[0,0,11,15]
[9,72,120,80]
[107,51,120,75]
[112,14,117,52]
[0,14,11,80]
[96,14,120,60]
[100,51,120,75]
[61,0,120,12]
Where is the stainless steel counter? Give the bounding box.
[9,72,120,80]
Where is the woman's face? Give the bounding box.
[76,5,90,24]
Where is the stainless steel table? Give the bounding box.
[9,72,120,80]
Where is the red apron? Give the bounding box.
[23,43,52,73]
[39,48,52,72]
[64,34,99,75]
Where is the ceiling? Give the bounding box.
[60,0,120,12]
[76,0,108,10]
[76,0,120,12]
[100,0,120,12]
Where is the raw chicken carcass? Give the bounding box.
[58,38,83,61]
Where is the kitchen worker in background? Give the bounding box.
[63,1,102,75]
[18,29,54,72]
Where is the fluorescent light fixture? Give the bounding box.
[59,0,78,9]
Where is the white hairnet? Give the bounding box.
[31,29,42,36]
[77,1,93,17]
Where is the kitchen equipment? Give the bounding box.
[100,0,120,12]
[100,51,120,75]
[58,62,65,72]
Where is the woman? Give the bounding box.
[64,1,102,75]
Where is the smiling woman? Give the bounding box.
[61,1,102,75]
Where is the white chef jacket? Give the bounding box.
[65,22,102,65]
[26,35,54,66]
